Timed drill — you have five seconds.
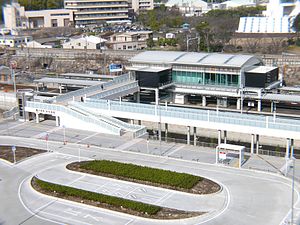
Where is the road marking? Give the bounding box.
[83,214,102,222]
[31,126,62,139]
[67,174,86,186]
[116,138,143,151]
[64,208,81,216]
[0,122,28,134]
[164,145,185,156]
[76,132,99,144]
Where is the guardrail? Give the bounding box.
[91,81,138,99]
[26,101,121,135]
[70,101,147,138]
[51,73,134,103]
[84,99,300,133]
[3,106,18,119]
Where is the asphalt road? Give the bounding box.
[0,136,299,225]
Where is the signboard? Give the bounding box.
[219,151,227,160]
[109,64,122,73]
[45,133,49,141]
[11,146,16,152]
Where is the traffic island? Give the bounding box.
[31,177,204,219]
[67,160,221,194]
[0,145,46,164]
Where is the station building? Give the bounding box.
[127,51,279,109]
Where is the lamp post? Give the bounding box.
[291,156,295,225]
[186,35,200,52]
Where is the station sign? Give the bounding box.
[109,64,122,73]
[219,151,227,160]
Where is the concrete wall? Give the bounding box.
[0,92,17,110]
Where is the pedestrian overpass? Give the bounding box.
[68,98,300,157]
[46,74,139,104]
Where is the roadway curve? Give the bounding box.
[0,136,299,225]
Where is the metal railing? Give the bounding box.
[26,101,121,135]
[91,81,138,99]
[84,99,300,133]
[3,106,18,119]
[69,101,147,138]
[50,73,134,103]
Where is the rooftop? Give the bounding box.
[34,78,104,86]
[130,51,263,68]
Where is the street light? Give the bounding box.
[291,156,295,225]
[186,35,200,52]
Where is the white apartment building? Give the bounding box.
[2,2,74,30]
[64,0,129,26]
[131,0,154,13]
[63,35,107,49]
[0,35,32,47]
[237,0,300,33]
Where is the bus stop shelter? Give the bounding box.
[216,143,245,168]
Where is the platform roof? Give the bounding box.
[60,73,116,79]
[217,143,245,151]
[34,77,104,86]
[245,66,277,74]
[130,51,263,68]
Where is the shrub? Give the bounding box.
[79,160,201,189]
[34,178,161,215]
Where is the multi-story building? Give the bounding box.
[131,0,154,13]
[2,2,73,30]
[237,0,300,33]
[64,0,129,26]
[107,31,152,50]
[0,35,32,47]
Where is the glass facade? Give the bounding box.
[172,70,239,87]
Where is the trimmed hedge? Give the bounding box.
[34,178,161,215]
[80,160,201,189]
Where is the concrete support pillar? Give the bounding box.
[271,101,274,113]
[236,98,241,110]
[202,96,206,107]
[286,138,291,158]
[136,92,140,103]
[155,88,159,106]
[218,130,221,146]
[291,139,294,157]
[257,100,262,112]
[165,123,168,141]
[158,122,161,142]
[59,85,62,94]
[36,84,39,92]
[55,116,59,127]
[223,130,227,144]
[256,134,260,154]
[251,134,255,154]
[187,126,190,145]
[131,120,134,125]
[36,113,39,124]
[193,127,197,146]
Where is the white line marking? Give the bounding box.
[76,132,99,144]
[165,145,185,156]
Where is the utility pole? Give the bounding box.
[186,34,200,52]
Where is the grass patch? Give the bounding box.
[34,177,161,215]
[79,160,201,189]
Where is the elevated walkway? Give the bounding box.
[46,74,139,104]
[25,101,122,136]
[69,101,147,138]
[80,98,300,140]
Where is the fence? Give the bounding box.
[26,101,121,135]
[148,134,300,158]
[0,92,17,110]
